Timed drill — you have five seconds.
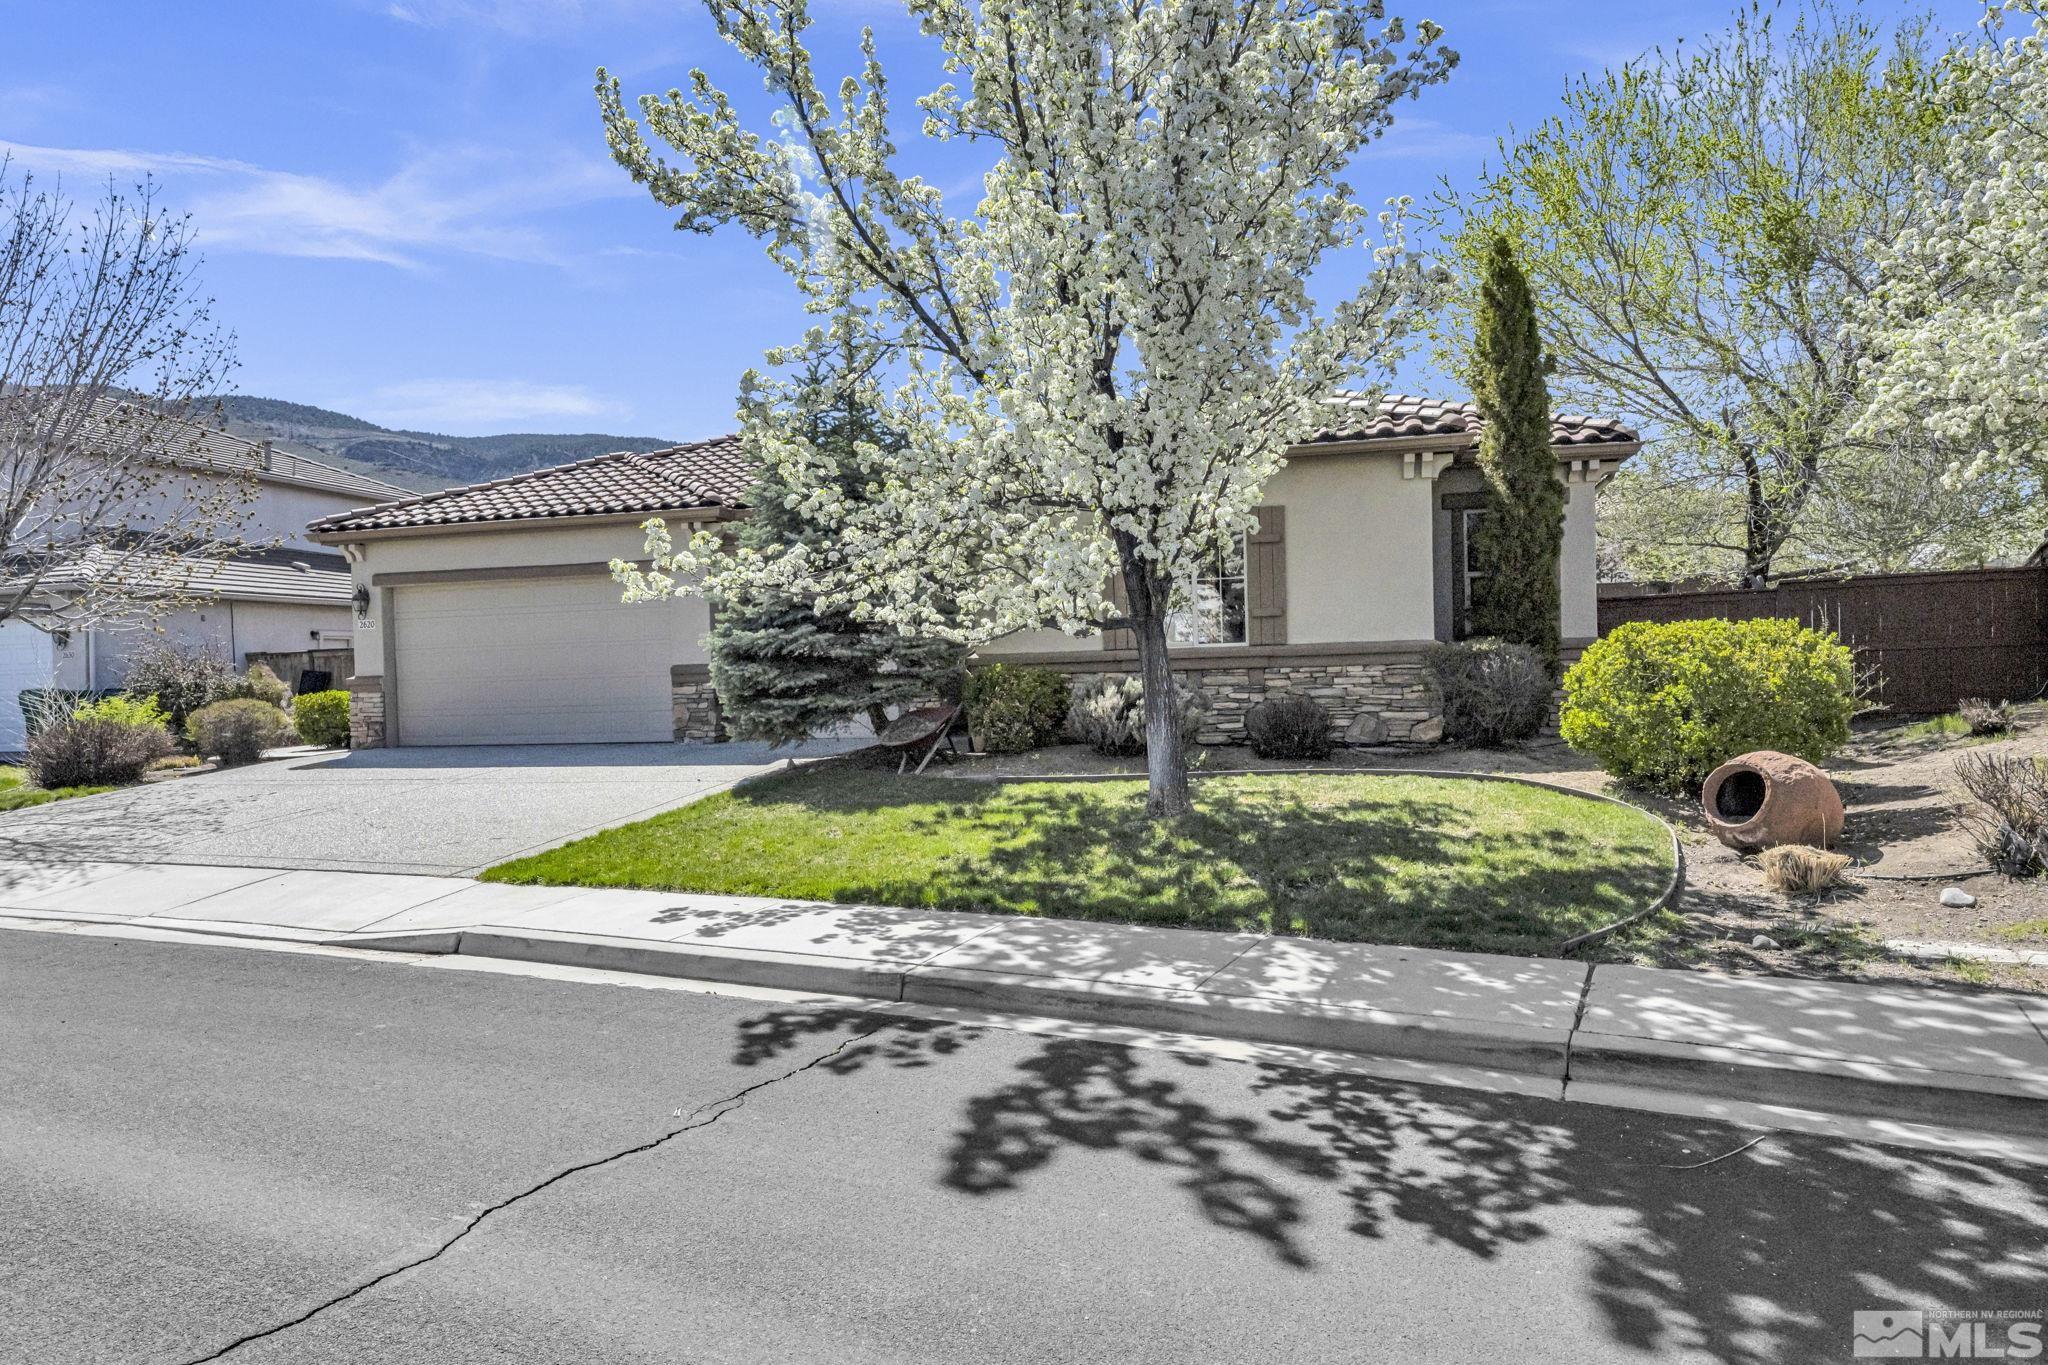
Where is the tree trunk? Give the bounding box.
[1124,568,1192,820]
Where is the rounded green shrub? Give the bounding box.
[222,662,290,707]
[292,690,351,747]
[1244,692,1334,760]
[186,699,297,767]
[964,663,1072,753]
[1423,638,1553,747]
[1561,618,1855,792]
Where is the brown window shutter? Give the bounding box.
[1247,505,1287,645]
[1103,568,1136,651]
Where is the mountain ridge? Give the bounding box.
[215,395,685,493]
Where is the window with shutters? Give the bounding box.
[1166,535,1248,645]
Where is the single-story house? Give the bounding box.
[307,395,1640,748]
[0,418,409,751]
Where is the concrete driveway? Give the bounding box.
[0,741,856,876]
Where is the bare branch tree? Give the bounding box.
[0,160,249,638]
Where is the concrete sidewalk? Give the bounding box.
[5,857,2045,1156]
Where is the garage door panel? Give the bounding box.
[393,578,686,745]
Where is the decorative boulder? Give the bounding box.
[1701,750,1845,852]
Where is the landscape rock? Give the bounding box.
[1344,713,1387,746]
[1750,934,1780,949]
[1939,887,1978,909]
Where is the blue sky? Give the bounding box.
[2,0,1988,438]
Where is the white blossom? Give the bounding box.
[599,0,1454,813]
[1855,0,2048,479]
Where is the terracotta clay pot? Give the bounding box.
[1701,750,1845,852]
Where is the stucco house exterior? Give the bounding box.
[0,421,409,751]
[308,395,1639,749]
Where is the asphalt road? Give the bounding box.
[6,932,2046,1365]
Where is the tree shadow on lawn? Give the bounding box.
[819,776,1669,956]
[735,1008,2048,1365]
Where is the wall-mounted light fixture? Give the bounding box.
[352,585,371,620]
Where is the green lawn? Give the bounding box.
[0,765,114,812]
[485,765,1676,956]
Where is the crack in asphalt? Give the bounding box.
[172,1019,891,1365]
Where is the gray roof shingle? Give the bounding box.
[306,434,751,535]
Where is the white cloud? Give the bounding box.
[1357,118,1495,162]
[0,138,626,269]
[374,0,662,33]
[353,378,617,431]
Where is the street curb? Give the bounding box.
[326,924,2048,1140]
[1564,1031,2048,1140]
[331,926,1576,1083]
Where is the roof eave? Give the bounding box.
[307,504,745,544]
[1288,435,1643,462]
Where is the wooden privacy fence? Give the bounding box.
[1596,564,2048,715]
[245,648,355,696]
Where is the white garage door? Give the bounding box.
[392,576,682,745]
[0,621,57,752]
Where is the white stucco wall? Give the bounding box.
[343,519,714,678]
[979,447,1448,656]
[1560,477,1601,642]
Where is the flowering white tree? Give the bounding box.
[600,0,1455,816]
[1857,1,2048,482]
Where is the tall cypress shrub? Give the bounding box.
[1468,233,1566,670]
[707,392,962,744]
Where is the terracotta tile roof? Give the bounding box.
[306,434,751,535]
[310,394,1640,539]
[1306,392,1640,449]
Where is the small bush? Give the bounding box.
[1244,692,1334,760]
[25,716,175,788]
[221,662,290,707]
[1955,751,2048,877]
[964,664,1072,753]
[292,690,351,747]
[73,693,171,730]
[124,642,238,730]
[185,699,296,767]
[1423,639,1553,746]
[1065,676,1206,757]
[1957,697,2015,736]
[1560,619,1856,793]
[1758,844,1851,896]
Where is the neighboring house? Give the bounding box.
[310,396,1640,749]
[0,421,410,751]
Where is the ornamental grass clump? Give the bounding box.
[1758,844,1851,896]
[1954,751,2048,877]
[1067,678,1205,758]
[1560,619,1855,793]
[1958,697,2015,736]
[25,713,175,788]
